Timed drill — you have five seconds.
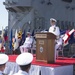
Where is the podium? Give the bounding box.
[35,32,56,63]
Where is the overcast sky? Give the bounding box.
[0,0,8,30]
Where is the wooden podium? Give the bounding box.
[35,32,56,63]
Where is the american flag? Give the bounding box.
[62,29,75,45]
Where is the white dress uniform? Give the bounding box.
[13,70,29,75]
[49,25,60,36]
[49,24,61,60]
[20,36,33,53]
[55,37,63,50]
[13,53,33,75]
[0,71,3,75]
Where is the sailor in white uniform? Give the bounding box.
[0,54,9,75]
[20,32,33,53]
[49,18,60,36]
[49,18,63,60]
[13,53,33,75]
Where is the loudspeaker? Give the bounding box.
[62,0,72,3]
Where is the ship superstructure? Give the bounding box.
[3,0,75,38]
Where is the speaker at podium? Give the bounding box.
[35,32,56,63]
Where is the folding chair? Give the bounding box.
[56,44,64,58]
[28,37,36,54]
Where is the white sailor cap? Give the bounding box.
[50,18,57,22]
[0,54,9,65]
[26,32,31,35]
[16,53,33,66]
